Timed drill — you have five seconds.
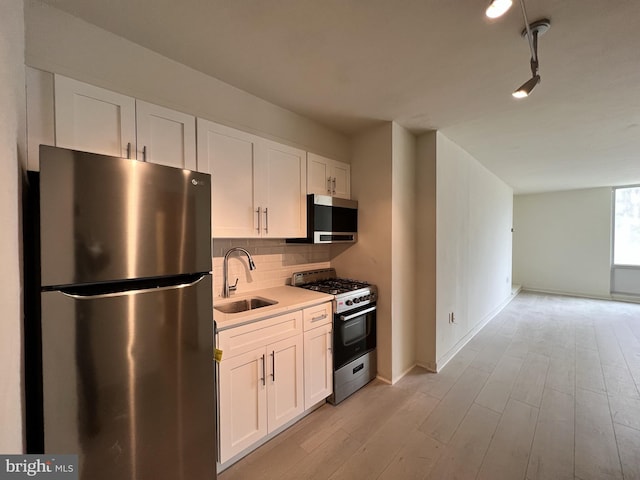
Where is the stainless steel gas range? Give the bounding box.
[292,268,377,404]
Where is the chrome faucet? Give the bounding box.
[222,247,256,298]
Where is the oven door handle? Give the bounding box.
[339,305,376,322]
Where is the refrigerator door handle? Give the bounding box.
[57,273,209,299]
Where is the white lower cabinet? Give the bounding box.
[217,302,333,467]
[217,311,304,464]
[266,335,304,432]
[302,302,333,410]
[218,347,267,462]
[303,323,333,409]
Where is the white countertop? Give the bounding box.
[214,286,333,331]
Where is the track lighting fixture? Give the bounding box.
[485,0,513,19]
[512,75,540,98]
[488,0,551,99]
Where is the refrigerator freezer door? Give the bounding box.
[41,274,216,480]
[39,146,211,287]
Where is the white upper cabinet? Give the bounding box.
[197,120,260,238]
[55,75,136,159]
[307,152,350,199]
[197,119,306,239]
[258,139,307,238]
[54,74,196,169]
[135,100,196,170]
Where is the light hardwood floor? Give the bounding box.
[220,292,640,480]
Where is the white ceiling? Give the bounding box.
[40,0,640,193]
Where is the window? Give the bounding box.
[613,186,640,266]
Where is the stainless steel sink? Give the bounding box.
[214,297,278,314]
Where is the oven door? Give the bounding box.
[334,304,376,370]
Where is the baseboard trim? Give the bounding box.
[415,361,437,373]
[520,287,640,305]
[389,363,418,384]
[611,293,640,304]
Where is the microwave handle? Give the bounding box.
[340,305,376,322]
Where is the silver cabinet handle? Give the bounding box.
[126,142,131,159]
[327,177,332,194]
[142,145,147,162]
[256,207,262,232]
[340,306,376,322]
[271,351,275,382]
[260,354,266,386]
[264,208,269,234]
[311,313,328,322]
[332,177,336,195]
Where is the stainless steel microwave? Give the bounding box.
[287,194,358,244]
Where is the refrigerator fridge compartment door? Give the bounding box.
[41,274,216,480]
[39,145,211,288]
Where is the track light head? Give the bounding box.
[486,0,513,18]
[512,75,541,98]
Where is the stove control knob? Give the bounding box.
[363,295,370,301]
[346,300,353,306]
[353,298,360,304]
[359,296,367,302]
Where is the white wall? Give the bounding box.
[0,0,26,453]
[416,132,513,370]
[513,188,612,298]
[332,122,420,383]
[415,132,437,370]
[391,123,416,381]
[24,0,350,163]
[331,123,393,381]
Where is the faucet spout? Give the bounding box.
[222,247,256,298]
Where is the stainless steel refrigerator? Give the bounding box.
[25,146,217,480]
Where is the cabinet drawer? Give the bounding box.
[218,311,303,359]
[302,302,332,331]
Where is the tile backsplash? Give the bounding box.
[212,239,330,299]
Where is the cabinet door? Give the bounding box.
[307,152,351,199]
[54,75,136,159]
[307,152,332,196]
[218,347,267,463]
[259,139,307,238]
[330,162,351,199]
[197,120,260,238]
[303,324,333,409]
[136,100,196,170]
[266,335,304,432]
